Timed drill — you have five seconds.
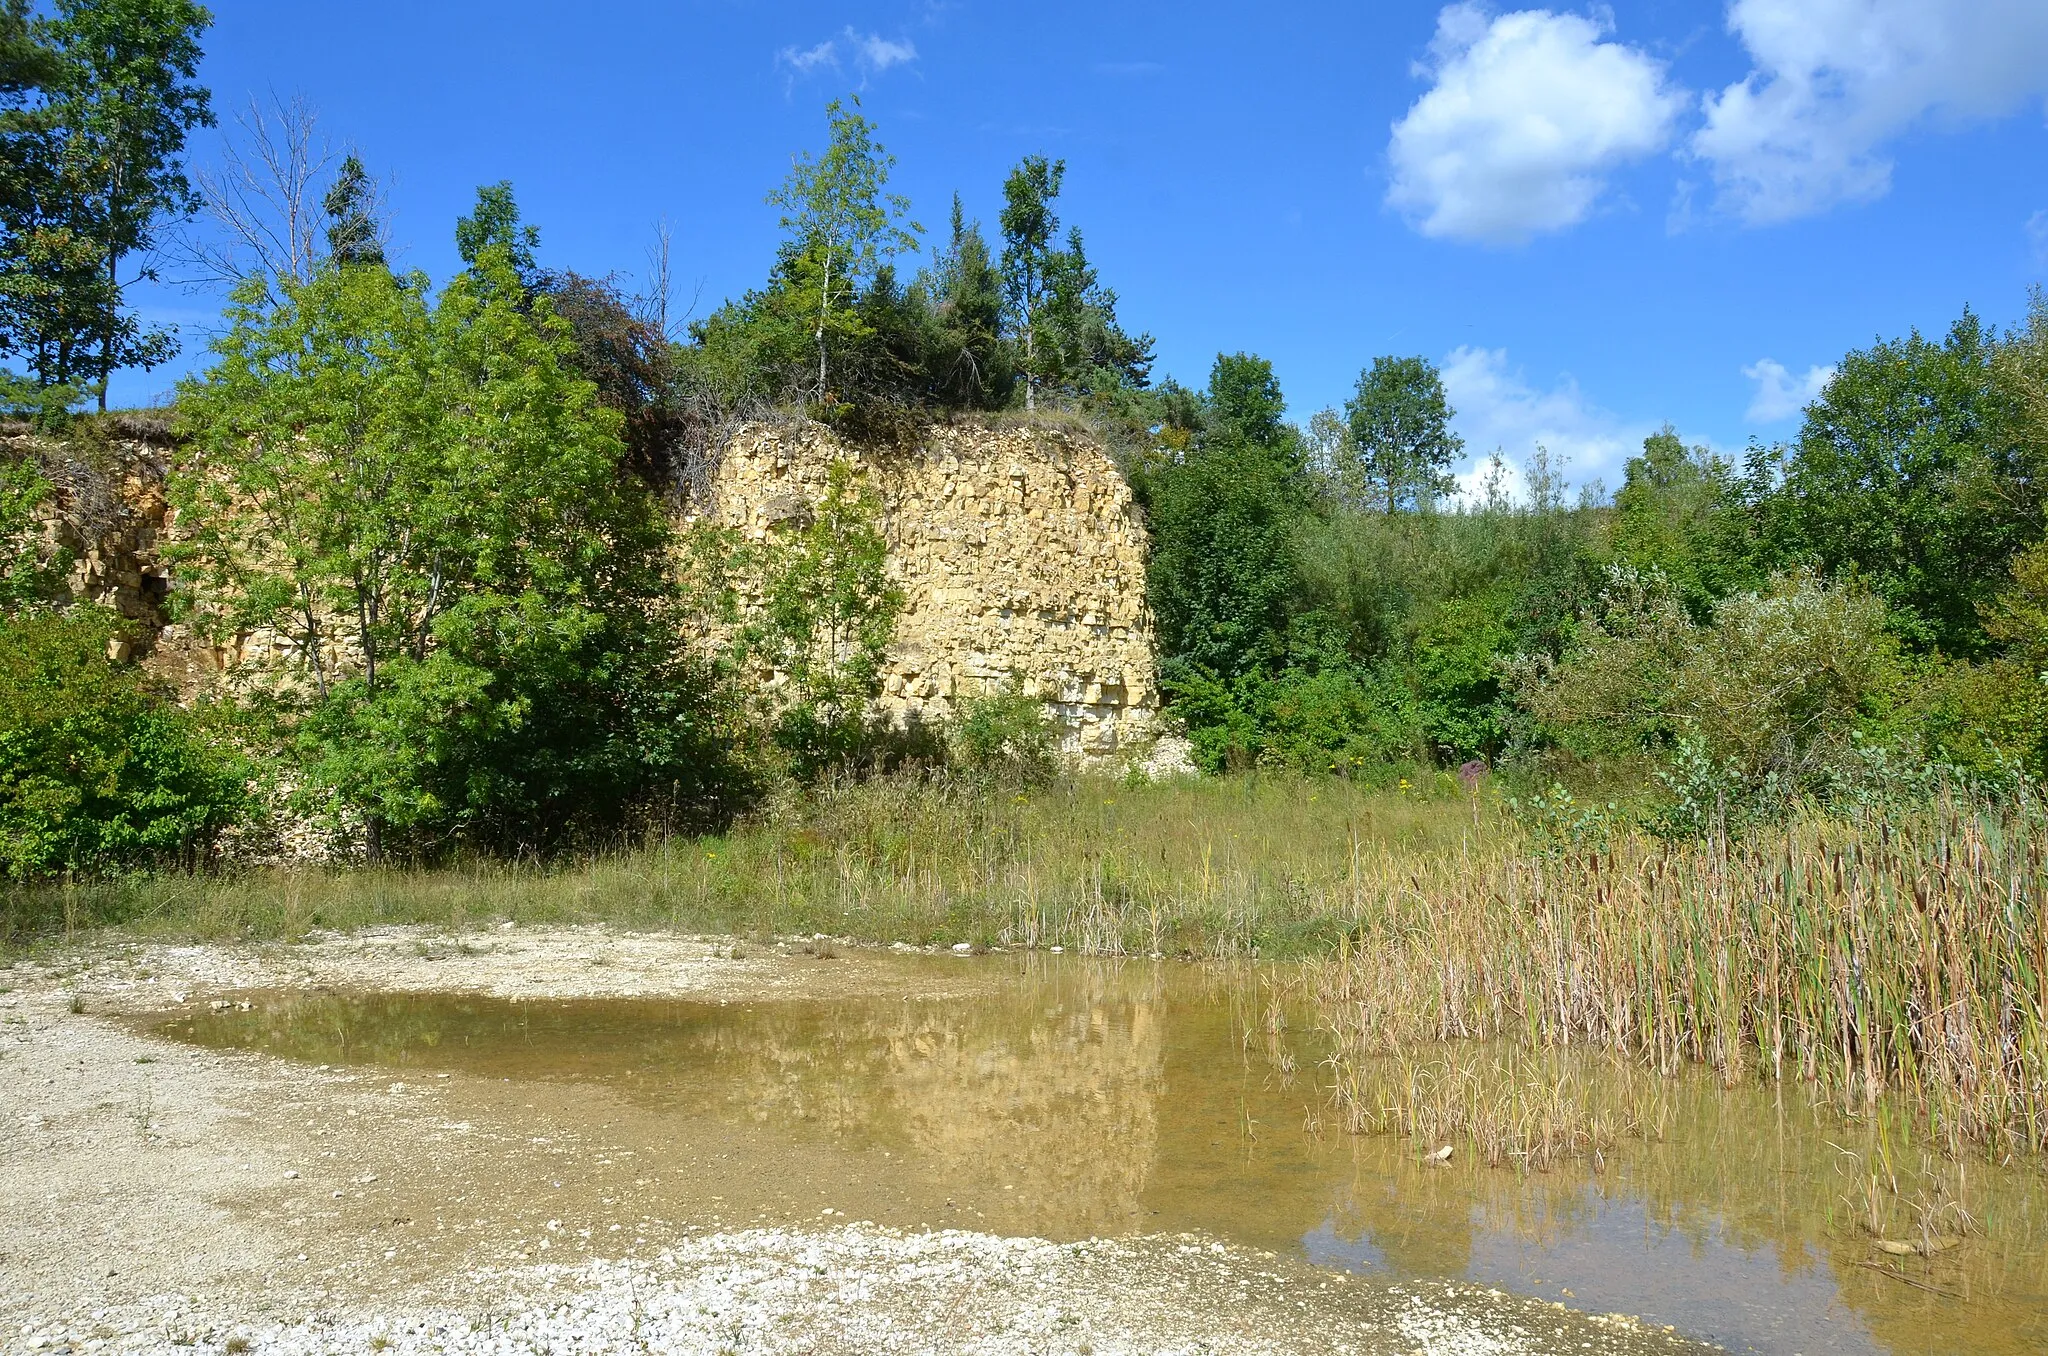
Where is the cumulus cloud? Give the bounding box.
[1386,5,1686,245]
[776,29,919,84]
[1695,0,2048,224]
[1743,358,1834,423]
[1440,345,1652,497]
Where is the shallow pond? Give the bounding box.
[152,953,2048,1355]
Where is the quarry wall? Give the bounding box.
[5,416,1168,764]
[690,420,1162,760]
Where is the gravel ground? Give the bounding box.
[0,929,1717,1356]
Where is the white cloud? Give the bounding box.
[2030,210,2048,269]
[1440,345,1652,498]
[776,29,918,84]
[1742,358,1834,423]
[1695,0,2048,224]
[777,39,838,76]
[1386,5,1686,245]
[849,31,918,74]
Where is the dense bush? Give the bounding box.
[0,611,246,877]
[950,683,1059,787]
[1524,567,1905,788]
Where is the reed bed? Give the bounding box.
[1314,796,2048,1154]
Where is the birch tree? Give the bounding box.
[767,97,919,401]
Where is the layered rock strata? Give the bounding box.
[690,421,1161,760]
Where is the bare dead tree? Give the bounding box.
[176,93,337,299]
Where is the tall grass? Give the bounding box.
[1315,795,2048,1154]
[1,772,1489,958]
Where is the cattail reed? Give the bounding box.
[1315,795,2048,1155]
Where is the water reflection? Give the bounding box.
[152,954,2048,1356]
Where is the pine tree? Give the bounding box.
[322,153,385,268]
[927,194,1010,408]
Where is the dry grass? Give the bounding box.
[1,772,1487,959]
[1313,794,2048,1155]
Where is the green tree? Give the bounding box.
[1341,356,1461,512]
[0,0,213,410]
[1767,310,2035,656]
[1038,225,1152,409]
[998,154,1062,412]
[321,152,384,269]
[176,237,711,855]
[1610,426,1760,615]
[454,179,538,287]
[922,195,1012,409]
[767,97,920,401]
[1143,354,1307,688]
[0,2,54,98]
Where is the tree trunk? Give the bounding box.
[1024,312,1035,412]
[816,247,833,399]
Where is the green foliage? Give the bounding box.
[707,461,902,778]
[455,180,539,288]
[0,447,60,612]
[999,154,1062,411]
[767,97,921,402]
[1610,427,1761,615]
[1142,354,1307,688]
[0,0,213,407]
[1766,310,2035,657]
[294,593,726,856]
[1337,356,1462,512]
[321,153,384,269]
[951,682,1058,786]
[921,196,1014,410]
[0,610,246,878]
[1524,568,1908,802]
[175,234,713,856]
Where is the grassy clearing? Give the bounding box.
[0,772,1490,957]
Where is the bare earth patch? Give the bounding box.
[1,928,1712,1355]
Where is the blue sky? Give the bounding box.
[122,1,2048,494]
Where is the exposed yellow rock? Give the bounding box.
[687,419,1162,761]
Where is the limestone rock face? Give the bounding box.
[692,421,1160,759]
[3,423,174,631]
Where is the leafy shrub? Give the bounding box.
[1524,568,1909,808]
[951,683,1059,786]
[698,460,904,781]
[0,612,248,878]
[296,593,730,858]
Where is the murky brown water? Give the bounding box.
[152,953,2048,1355]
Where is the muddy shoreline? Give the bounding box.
[2,927,1708,1354]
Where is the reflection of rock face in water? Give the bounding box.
[691,967,1166,1234]
[887,977,1163,1230]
